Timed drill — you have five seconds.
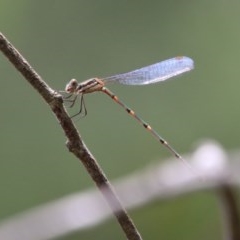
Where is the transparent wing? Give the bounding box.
[103,56,194,85]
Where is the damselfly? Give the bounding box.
[64,56,194,164]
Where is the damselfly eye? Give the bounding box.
[65,79,78,93]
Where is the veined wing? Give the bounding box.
[103,56,194,85]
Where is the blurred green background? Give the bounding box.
[0,1,239,239]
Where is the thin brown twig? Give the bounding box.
[0,32,142,240]
[217,184,240,240]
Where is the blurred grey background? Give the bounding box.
[0,1,239,239]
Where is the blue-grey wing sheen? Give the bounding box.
[103,56,194,85]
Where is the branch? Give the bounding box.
[0,32,142,240]
[0,141,240,240]
[217,185,240,240]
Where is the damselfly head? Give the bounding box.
[65,79,78,93]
